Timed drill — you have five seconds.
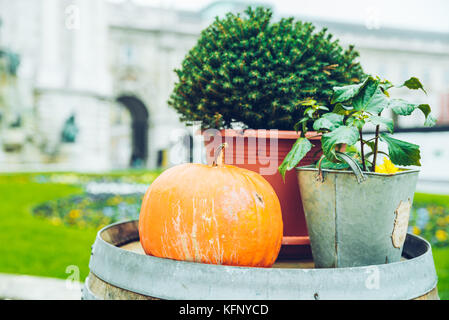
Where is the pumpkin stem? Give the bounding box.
[212,143,228,166]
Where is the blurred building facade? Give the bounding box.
[0,0,449,175]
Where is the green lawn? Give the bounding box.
[0,174,448,299]
[0,179,96,279]
[0,171,158,280]
[414,193,449,208]
[433,246,449,299]
[413,193,449,299]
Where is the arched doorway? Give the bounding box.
[116,95,149,167]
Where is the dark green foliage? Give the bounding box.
[168,7,365,129]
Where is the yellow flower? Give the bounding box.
[68,209,81,219]
[375,157,399,174]
[412,226,421,235]
[435,230,448,242]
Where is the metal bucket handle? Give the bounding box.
[317,151,367,184]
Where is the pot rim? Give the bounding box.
[296,164,420,177]
[199,129,322,140]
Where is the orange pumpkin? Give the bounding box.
[139,144,283,267]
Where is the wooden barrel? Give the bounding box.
[83,220,439,300]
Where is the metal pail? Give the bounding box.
[296,154,419,268]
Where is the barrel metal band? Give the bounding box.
[88,220,438,300]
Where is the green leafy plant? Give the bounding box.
[279,75,436,178]
[168,7,365,130]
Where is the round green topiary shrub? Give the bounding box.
[168,7,365,130]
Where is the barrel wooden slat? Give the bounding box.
[86,273,157,300]
[85,272,439,300]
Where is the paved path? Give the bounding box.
[0,273,81,300]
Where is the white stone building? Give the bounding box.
[0,0,448,180]
[0,0,208,171]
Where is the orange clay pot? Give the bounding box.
[139,146,283,267]
[203,129,322,258]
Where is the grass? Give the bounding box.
[414,193,449,208]
[414,192,449,299]
[0,182,96,279]
[0,178,96,280]
[0,171,159,281]
[433,247,449,300]
[0,174,448,299]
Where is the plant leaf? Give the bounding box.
[332,77,368,103]
[313,113,344,131]
[389,99,416,116]
[380,80,394,92]
[379,133,421,166]
[319,156,350,170]
[389,101,436,127]
[417,104,431,118]
[418,104,436,127]
[345,116,365,130]
[364,140,376,153]
[322,126,359,162]
[300,99,317,106]
[367,115,394,133]
[304,107,315,118]
[318,151,364,170]
[279,138,313,179]
[401,77,427,94]
[352,77,389,114]
[332,103,353,115]
[317,105,330,111]
[424,112,437,127]
[294,118,308,132]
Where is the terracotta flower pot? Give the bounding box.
[203,129,322,258]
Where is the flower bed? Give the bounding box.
[409,194,449,247]
[32,193,143,230]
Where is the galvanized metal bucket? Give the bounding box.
[296,154,420,268]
